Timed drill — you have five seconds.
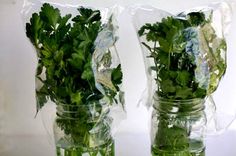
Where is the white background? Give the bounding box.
[0,0,236,155]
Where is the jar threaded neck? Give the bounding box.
[153,96,206,117]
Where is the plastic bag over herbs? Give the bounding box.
[22,0,125,155]
[22,0,125,115]
[132,2,234,134]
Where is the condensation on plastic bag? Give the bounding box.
[21,0,126,142]
[131,2,235,135]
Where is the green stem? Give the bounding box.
[56,140,114,156]
[152,101,205,156]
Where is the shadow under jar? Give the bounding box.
[151,95,207,156]
[54,101,114,156]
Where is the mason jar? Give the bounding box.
[151,95,207,156]
[53,101,114,156]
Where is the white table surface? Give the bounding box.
[1,130,236,156]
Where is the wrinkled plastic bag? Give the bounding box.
[132,2,235,135]
[22,0,125,146]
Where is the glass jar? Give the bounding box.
[54,101,114,156]
[151,95,207,156]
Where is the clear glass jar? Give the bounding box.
[151,95,207,156]
[54,101,114,156]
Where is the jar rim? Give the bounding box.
[56,100,107,108]
[153,94,207,103]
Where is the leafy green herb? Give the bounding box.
[111,64,123,90]
[26,3,121,112]
[26,3,121,156]
[139,11,226,156]
[139,12,226,100]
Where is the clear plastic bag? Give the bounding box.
[132,1,235,134]
[132,1,235,155]
[22,0,125,155]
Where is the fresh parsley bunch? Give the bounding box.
[26,4,122,153]
[139,11,227,156]
[139,12,226,100]
[26,3,122,113]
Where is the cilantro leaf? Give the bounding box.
[72,7,101,24]
[26,13,43,47]
[39,3,61,29]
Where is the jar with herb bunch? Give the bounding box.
[138,8,228,156]
[25,3,124,156]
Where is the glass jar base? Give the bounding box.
[56,140,115,156]
[152,139,205,156]
[152,148,205,156]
